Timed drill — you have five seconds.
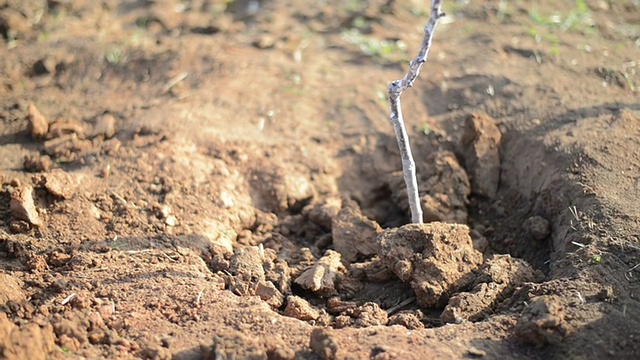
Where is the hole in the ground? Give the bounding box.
[208,111,591,330]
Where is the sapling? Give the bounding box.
[388,0,445,224]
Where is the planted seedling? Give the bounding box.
[387,0,445,224]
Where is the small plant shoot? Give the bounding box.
[387,0,445,224]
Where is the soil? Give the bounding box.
[1,0,640,359]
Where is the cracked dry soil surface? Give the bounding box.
[1,0,640,359]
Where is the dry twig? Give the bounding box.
[388,0,445,223]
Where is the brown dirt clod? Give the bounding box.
[0,313,56,360]
[228,246,265,296]
[441,255,541,323]
[255,280,284,308]
[9,185,42,227]
[460,113,502,198]
[523,215,552,241]
[310,328,338,360]
[377,222,484,308]
[515,295,568,346]
[391,151,471,224]
[22,155,52,173]
[201,331,267,360]
[38,169,81,199]
[284,295,321,321]
[295,249,345,295]
[331,198,382,264]
[26,103,48,140]
[0,273,26,305]
[92,113,117,139]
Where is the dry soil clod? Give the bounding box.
[377,222,484,308]
[0,273,27,305]
[515,295,568,346]
[310,328,338,360]
[390,150,471,224]
[38,169,80,199]
[9,185,42,227]
[284,295,321,321]
[92,113,117,139]
[294,249,345,295]
[345,302,389,327]
[524,215,551,240]
[331,198,382,264]
[255,281,284,309]
[0,312,56,360]
[460,113,502,198]
[228,246,265,296]
[26,103,49,139]
[201,331,267,360]
[22,155,52,173]
[441,254,541,323]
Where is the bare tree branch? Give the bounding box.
[388,0,445,224]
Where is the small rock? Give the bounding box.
[158,205,172,219]
[524,215,551,240]
[515,295,567,346]
[26,103,49,139]
[92,113,116,139]
[10,185,42,227]
[460,113,502,198]
[164,215,177,227]
[377,223,483,308]
[332,199,381,264]
[295,250,345,295]
[284,295,320,321]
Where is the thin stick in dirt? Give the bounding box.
[388,0,445,224]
